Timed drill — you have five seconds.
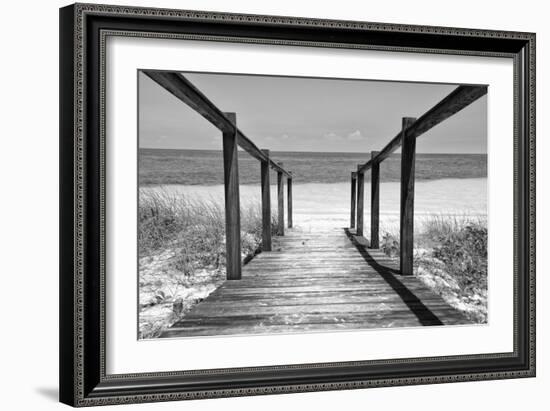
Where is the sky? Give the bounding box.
[138,71,487,154]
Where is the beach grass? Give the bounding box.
[138,189,275,339]
[380,215,488,323]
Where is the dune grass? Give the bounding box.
[380,215,488,323]
[138,189,275,339]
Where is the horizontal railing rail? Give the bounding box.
[144,70,293,281]
[351,84,487,275]
[357,85,488,173]
[143,71,291,177]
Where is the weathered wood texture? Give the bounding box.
[260,149,272,251]
[356,168,365,237]
[222,112,241,280]
[399,117,417,275]
[370,151,380,249]
[143,70,291,177]
[350,172,357,229]
[287,176,293,228]
[357,85,487,173]
[277,165,285,236]
[161,227,471,338]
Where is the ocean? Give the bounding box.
[139,149,487,186]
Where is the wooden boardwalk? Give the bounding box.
[161,227,471,338]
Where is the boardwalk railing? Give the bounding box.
[350,85,488,275]
[143,71,293,281]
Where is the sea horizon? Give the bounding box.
[139,148,487,186]
[140,147,487,155]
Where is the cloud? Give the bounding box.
[346,130,364,141]
[261,134,289,142]
[323,132,342,141]
[323,130,365,142]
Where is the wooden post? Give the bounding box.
[350,172,357,229]
[277,163,284,236]
[260,149,272,251]
[356,166,365,237]
[287,174,293,228]
[222,112,241,280]
[399,117,417,275]
[370,151,380,248]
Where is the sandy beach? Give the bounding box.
[142,177,487,233]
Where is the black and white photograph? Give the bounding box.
[49,1,538,408]
[138,71,488,339]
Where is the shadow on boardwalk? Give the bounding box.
[343,228,443,326]
[160,227,471,338]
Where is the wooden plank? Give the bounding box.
[162,315,470,337]
[220,278,391,286]
[204,289,448,300]
[202,293,451,305]
[187,302,455,317]
[244,266,390,272]
[243,266,393,273]
[370,151,380,248]
[358,85,487,172]
[198,284,401,294]
[356,167,365,236]
[350,172,357,229]
[249,255,372,261]
[242,266,378,272]
[222,112,242,280]
[399,117,417,275]
[277,165,284,236]
[244,263,382,269]
[260,149,272,251]
[243,267,390,273]
[162,317,434,338]
[241,274,400,280]
[287,176,293,228]
[266,249,358,254]
[162,321,431,338]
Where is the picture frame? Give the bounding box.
[59,2,535,407]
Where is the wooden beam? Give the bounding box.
[222,112,242,280]
[277,163,285,236]
[143,70,291,177]
[356,167,365,237]
[287,175,293,228]
[237,129,291,177]
[370,151,380,249]
[399,117,417,275]
[260,149,272,252]
[144,71,234,133]
[350,172,357,229]
[358,85,487,173]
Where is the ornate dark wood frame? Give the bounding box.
[59,3,536,407]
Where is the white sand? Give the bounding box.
[143,177,487,233]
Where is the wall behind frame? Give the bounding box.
[0,0,545,410]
